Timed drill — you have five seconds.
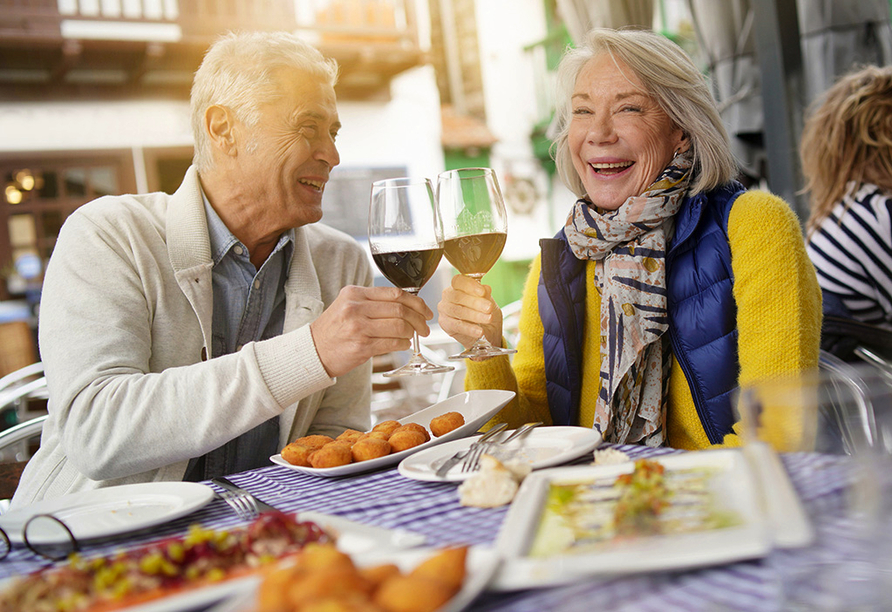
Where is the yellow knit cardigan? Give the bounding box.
[463,190,823,450]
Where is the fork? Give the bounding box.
[461,426,512,473]
[461,421,542,473]
[218,490,259,521]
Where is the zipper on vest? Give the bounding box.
[668,318,722,445]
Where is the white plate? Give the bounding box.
[398,426,602,482]
[0,482,214,544]
[270,390,515,477]
[0,510,430,612]
[490,448,771,591]
[207,545,501,612]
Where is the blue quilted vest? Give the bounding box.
[538,182,744,444]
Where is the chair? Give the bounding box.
[0,320,38,378]
[0,362,47,429]
[0,414,46,508]
[818,350,885,456]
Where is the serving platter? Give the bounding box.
[0,510,430,612]
[490,448,772,591]
[271,390,515,477]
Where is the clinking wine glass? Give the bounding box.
[368,177,454,377]
[436,167,516,360]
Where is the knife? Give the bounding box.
[434,422,507,478]
[211,476,280,514]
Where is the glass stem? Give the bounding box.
[412,332,421,357]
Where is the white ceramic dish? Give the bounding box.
[0,482,215,544]
[207,545,501,612]
[398,426,602,482]
[0,510,431,612]
[490,448,771,591]
[270,390,515,477]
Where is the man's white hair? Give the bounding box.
[190,30,338,173]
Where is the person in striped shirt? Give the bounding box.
[803,65,892,329]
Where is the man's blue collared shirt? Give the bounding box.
[183,195,293,481]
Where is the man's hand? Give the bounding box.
[310,286,433,378]
[437,274,504,350]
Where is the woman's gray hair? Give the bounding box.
[190,31,339,173]
[552,28,737,197]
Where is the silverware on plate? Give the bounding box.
[434,422,508,478]
[461,421,543,473]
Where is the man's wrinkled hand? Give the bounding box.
[310,285,433,378]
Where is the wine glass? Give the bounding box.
[436,167,516,360]
[368,177,454,377]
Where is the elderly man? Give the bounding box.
[11,31,431,506]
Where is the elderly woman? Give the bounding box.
[437,28,822,450]
[803,65,892,329]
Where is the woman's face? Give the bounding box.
[568,53,687,211]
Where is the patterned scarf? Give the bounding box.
[563,153,693,446]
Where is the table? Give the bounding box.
[0,444,861,611]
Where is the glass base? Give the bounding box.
[448,345,517,361]
[384,355,454,377]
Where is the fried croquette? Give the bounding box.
[287,568,373,608]
[429,412,465,437]
[408,546,467,591]
[281,442,312,467]
[359,563,401,587]
[371,420,401,437]
[257,545,464,612]
[301,543,357,572]
[373,575,455,612]
[388,429,426,452]
[309,443,353,468]
[294,434,335,450]
[351,437,392,462]
[393,423,430,443]
[337,429,365,444]
[359,431,390,442]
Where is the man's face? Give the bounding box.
[238,70,341,229]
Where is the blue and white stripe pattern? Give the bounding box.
[807,182,892,326]
[0,445,860,611]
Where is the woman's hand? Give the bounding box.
[437,274,504,349]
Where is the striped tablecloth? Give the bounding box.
[0,444,861,611]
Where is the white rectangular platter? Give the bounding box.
[491,448,772,591]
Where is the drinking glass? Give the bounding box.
[368,177,454,377]
[436,167,516,360]
[737,361,892,610]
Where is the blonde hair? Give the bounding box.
[801,65,892,235]
[552,28,737,197]
[190,31,338,173]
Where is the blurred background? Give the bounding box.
[0,0,890,419]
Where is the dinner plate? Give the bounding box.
[270,389,515,477]
[206,545,501,612]
[398,426,602,482]
[0,481,214,544]
[49,511,431,612]
[490,448,771,591]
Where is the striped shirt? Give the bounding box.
[806,182,892,328]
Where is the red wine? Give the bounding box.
[373,247,444,291]
[444,232,507,276]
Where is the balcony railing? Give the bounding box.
[0,0,424,100]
